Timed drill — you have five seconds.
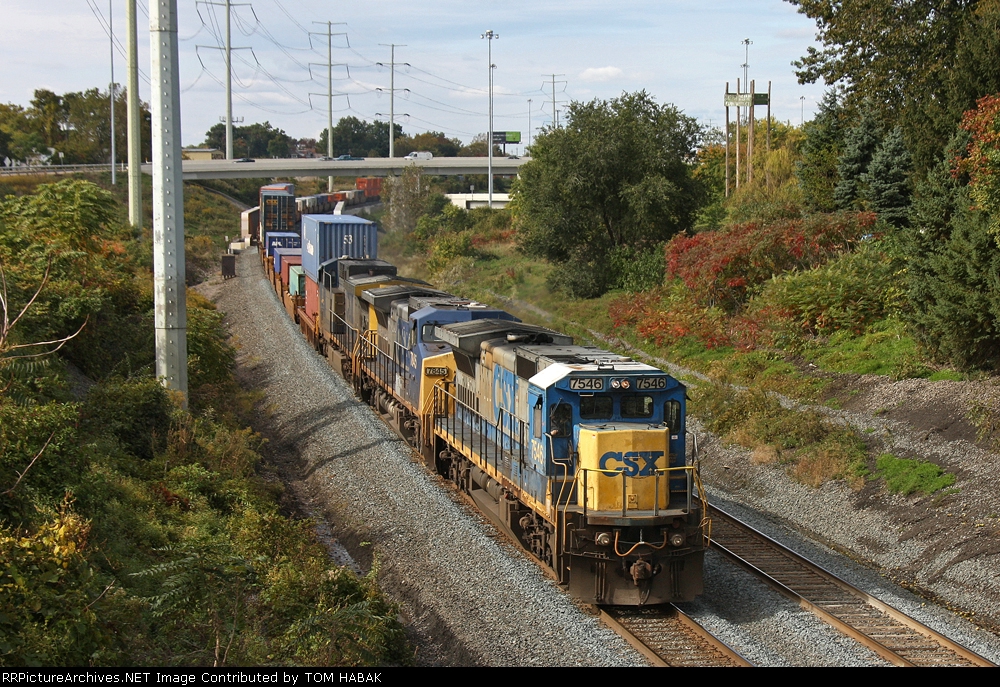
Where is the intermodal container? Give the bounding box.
[301,214,378,282]
[278,250,303,287]
[273,247,302,282]
[304,274,320,320]
[260,183,297,238]
[241,206,260,241]
[264,231,301,258]
[289,265,305,296]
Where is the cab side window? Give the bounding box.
[550,403,572,437]
[664,400,681,432]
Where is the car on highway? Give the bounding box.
[233,157,255,163]
[404,151,433,160]
[336,154,365,161]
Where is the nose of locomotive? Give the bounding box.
[577,424,670,513]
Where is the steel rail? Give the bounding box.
[707,504,995,667]
[601,605,752,667]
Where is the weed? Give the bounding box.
[876,453,956,495]
[968,398,1000,449]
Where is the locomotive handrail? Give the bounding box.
[431,383,526,492]
[570,464,700,519]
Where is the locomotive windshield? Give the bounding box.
[580,394,613,419]
[621,395,655,418]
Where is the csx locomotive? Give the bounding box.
[257,203,708,605]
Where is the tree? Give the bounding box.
[204,121,293,158]
[863,127,913,227]
[834,110,882,210]
[788,0,1000,172]
[955,93,1000,240]
[394,131,461,158]
[514,91,704,297]
[906,129,1000,369]
[315,117,403,157]
[382,166,430,234]
[797,89,848,212]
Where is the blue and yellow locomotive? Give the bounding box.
[270,212,708,605]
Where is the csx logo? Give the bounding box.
[599,451,664,477]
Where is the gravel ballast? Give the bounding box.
[211,251,646,666]
[201,249,999,666]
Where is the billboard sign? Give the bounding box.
[492,131,522,144]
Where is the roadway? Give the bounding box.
[148,156,529,180]
[1,156,529,181]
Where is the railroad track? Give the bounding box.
[708,504,995,667]
[601,605,752,667]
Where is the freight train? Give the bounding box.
[252,191,708,606]
[240,177,383,246]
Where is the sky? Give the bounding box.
[3,1,829,152]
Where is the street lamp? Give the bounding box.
[482,29,498,209]
[527,98,532,152]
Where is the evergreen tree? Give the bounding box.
[833,110,881,210]
[863,127,913,227]
[906,131,1000,370]
[797,89,846,212]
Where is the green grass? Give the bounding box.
[803,319,929,378]
[875,453,956,495]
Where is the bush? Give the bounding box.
[665,212,876,311]
[752,240,906,337]
[83,377,172,461]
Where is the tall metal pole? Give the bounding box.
[528,99,532,150]
[724,82,730,198]
[389,44,395,158]
[735,78,740,190]
[151,0,188,405]
[552,76,556,126]
[225,0,233,160]
[127,0,142,227]
[327,22,333,191]
[482,30,497,209]
[109,0,116,185]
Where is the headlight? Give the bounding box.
[670,532,686,547]
[595,532,612,546]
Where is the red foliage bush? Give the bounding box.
[609,287,733,350]
[664,212,876,311]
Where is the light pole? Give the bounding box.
[800,96,806,125]
[109,0,116,185]
[527,98,532,152]
[482,29,498,209]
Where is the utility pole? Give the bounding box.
[377,44,407,159]
[527,99,532,150]
[482,30,498,209]
[126,0,141,227]
[150,0,188,405]
[198,0,250,159]
[310,22,348,191]
[109,0,116,185]
[543,74,566,129]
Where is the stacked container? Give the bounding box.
[260,183,296,240]
[301,214,378,283]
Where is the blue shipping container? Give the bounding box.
[301,214,378,281]
[265,232,301,258]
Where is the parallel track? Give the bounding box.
[708,504,994,667]
[601,605,752,667]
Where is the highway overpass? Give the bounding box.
[145,156,529,180]
[1,156,529,181]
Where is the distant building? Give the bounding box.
[182,148,223,160]
[445,193,510,210]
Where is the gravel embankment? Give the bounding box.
[210,250,646,667]
[200,249,1000,666]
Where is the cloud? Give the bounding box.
[579,66,624,82]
